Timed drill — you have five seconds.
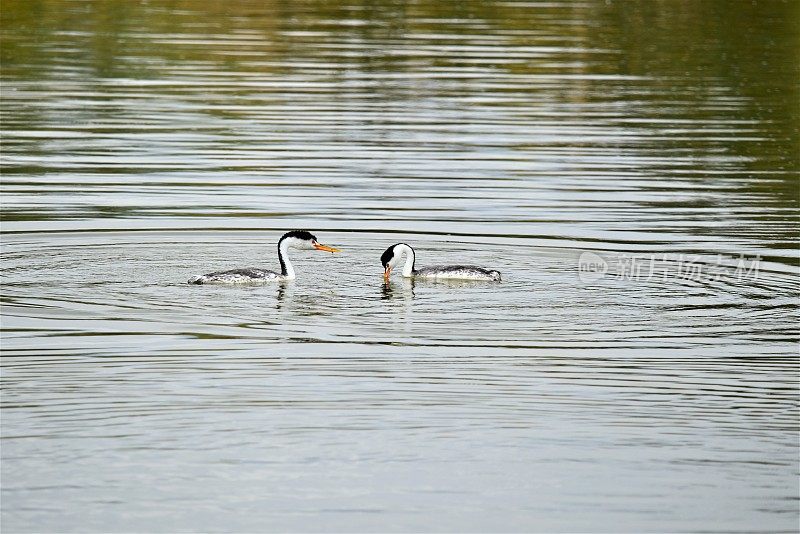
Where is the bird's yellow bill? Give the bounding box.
[313,243,340,253]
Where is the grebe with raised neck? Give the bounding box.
[188,230,340,284]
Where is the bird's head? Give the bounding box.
[280,230,340,252]
[381,243,408,281]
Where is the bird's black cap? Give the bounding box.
[280,230,317,242]
[381,243,403,267]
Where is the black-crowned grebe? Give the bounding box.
[188,230,340,284]
[380,243,501,282]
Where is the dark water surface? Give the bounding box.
[1,1,798,532]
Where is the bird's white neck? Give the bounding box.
[396,243,415,277]
[278,239,296,279]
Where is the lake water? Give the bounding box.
[1,0,798,532]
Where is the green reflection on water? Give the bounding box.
[1,0,798,238]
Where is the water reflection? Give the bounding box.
[275,280,290,309]
[381,278,415,301]
[1,0,797,258]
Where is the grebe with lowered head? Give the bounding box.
[381,243,501,282]
[188,230,340,284]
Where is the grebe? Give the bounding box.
[188,230,340,284]
[381,243,501,282]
